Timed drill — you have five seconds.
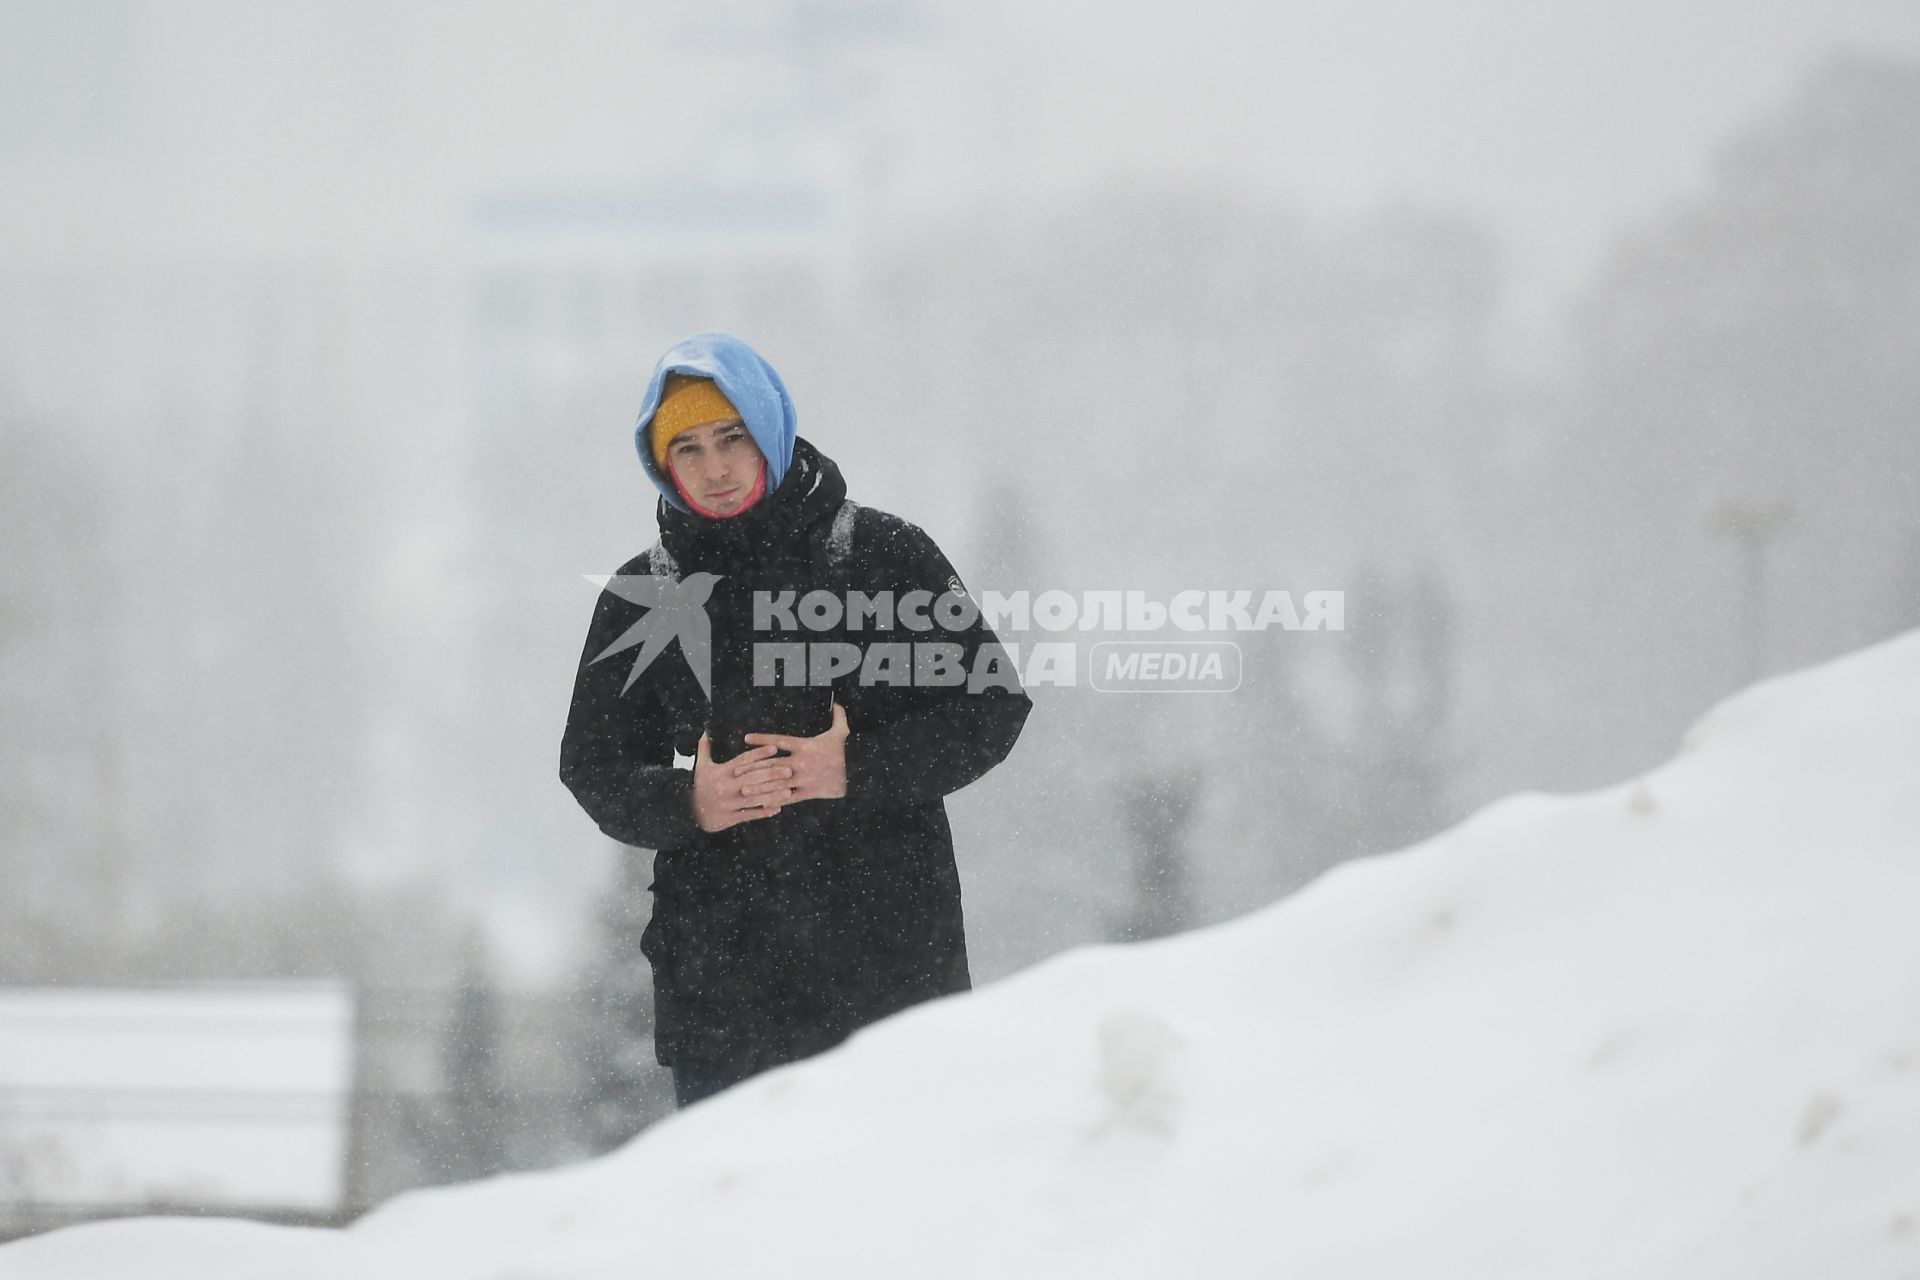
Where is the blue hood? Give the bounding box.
[633,332,798,514]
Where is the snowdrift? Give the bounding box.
[7,632,1919,1279]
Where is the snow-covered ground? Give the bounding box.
[6,632,1919,1279]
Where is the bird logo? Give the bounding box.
[583,572,722,697]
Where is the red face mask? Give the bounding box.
[673,458,767,519]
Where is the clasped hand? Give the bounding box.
[691,702,850,833]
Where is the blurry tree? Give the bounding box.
[434,935,509,1183]
[1888,528,1920,639]
[1233,618,1340,894]
[0,413,120,982]
[1110,767,1202,943]
[573,850,673,1154]
[1550,53,1920,778]
[951,475,1106,975]
[1334,562,1459,860]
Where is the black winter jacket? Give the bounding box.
[559,438,1031,1071]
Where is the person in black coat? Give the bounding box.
[559,331,1032,1108]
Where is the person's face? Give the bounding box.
[665,418,765,515]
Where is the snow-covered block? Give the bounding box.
[0,983,354,1226]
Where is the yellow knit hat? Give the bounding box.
[650,374,742,470]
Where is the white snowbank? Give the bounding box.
[7,632,1919,1279]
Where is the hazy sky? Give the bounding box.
[4,0,1918,305]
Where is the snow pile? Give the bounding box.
[7,633,1920,1279]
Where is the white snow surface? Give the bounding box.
[6,632,1920,1279]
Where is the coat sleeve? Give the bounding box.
[839,519,1033,807]
[557,564,705,852]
